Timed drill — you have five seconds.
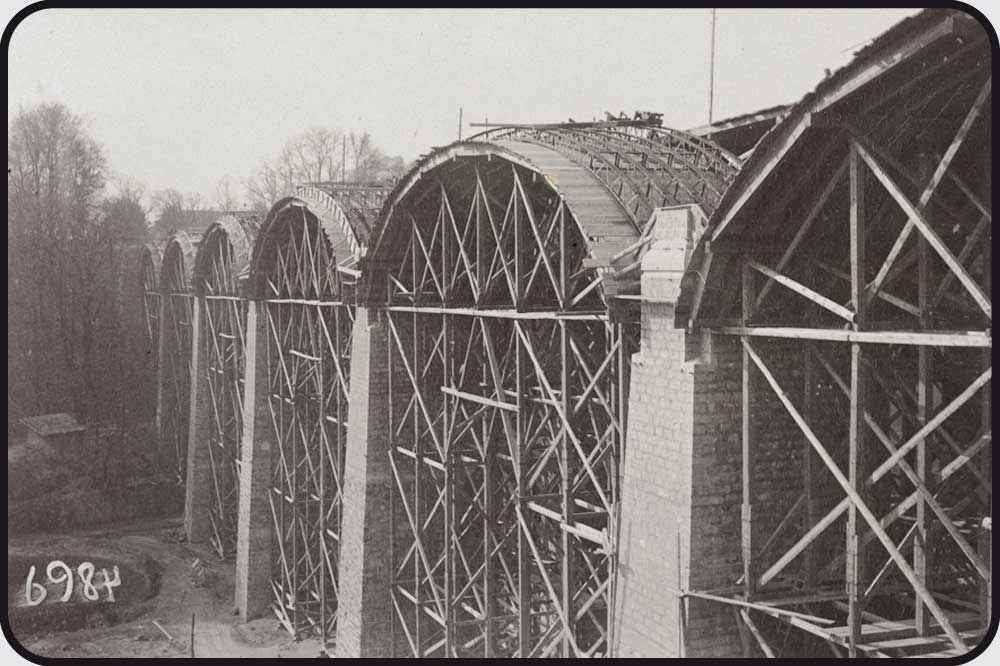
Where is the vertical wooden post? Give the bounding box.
[560,320,574,656]
[316,305,328,647]
[155,284,169,456]
[412,310,423,656]
[846,140,867,656]
[475,172,486,306]
[516,322,530,656]
[741,259,755,598]
[802,346,816,590]
[442,313,454,656]
[387,311,398,658]
[483,348,497,657]
[979,196,992,630]
[914,154,932,635]
[513,170,524,310]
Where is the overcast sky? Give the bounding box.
[8,8,924,202]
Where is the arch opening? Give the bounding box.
[192,215,258,559]
[158,232,197,484]
[248,189,377,642]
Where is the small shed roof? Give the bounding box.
[21,413,85,436]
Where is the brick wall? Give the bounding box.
[336,307,394,657]
[235,301,274,620]
[613,206,806,657]
[184,295,212,543]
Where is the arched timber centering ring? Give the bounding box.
[364,124,735,658]
[248,184,388,641]
[140,244,162,360]
[190,214,260,559]
[158,231,198,483]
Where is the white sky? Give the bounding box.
[7,8,926,201]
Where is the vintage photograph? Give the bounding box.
[5,6,994,660]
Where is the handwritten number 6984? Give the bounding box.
[24,560,121,606]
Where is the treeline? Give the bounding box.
[150,128,407,239]
[7,101,408,433]
[8,103,151,432]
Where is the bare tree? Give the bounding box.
[244,160,285,212]
[242,126,405,211]
[7,103,141,425]
[150,188,204,238]
[291,127,344,183]
[213,174,242,211]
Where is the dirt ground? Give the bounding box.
[10,518,325,659]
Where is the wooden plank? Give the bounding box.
[740,608,776,657]
[756,155,849,308]
[742,260,755,596]
[440,385,517,412]
[869,630,982,655]
[748,259,854,322]
[847,142,866,657]
[714,326,991,347]
[826,612,980,642]
[932,214,990,310]
[816,260,919,316]
[677,589,835,625]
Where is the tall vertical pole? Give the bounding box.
[458,107,463,141]
[741,259,755,599]
[560,320,574,656]
[342,136,347,182]
[709,8,717,124]
[847,140,867,657]
[516,322,530,656]
[914,145,932,635]
[802,346,816,590]
[979,142,992,631]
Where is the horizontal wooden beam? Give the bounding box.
[441,385,516,412]
[714,326,991,347]
[386,305,608,321]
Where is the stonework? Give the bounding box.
[335,307,394,658]
[235,301,274,620]
[184,296,212,544]
[613,205,803,657]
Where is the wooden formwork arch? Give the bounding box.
[190,214,260,559]
[365,125,731,656]
[246,184,387,642]
[158,231,198,483]
[140,244,161,358]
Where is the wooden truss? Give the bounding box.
[259,206,354,643]
[710,77,991,658]
[380,160,636,657]
[141,246,160,358]
[159,238,195,484]
[199,226,251,559]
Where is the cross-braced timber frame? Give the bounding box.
[691,10,991,658]
[365,124,733,657]
[193,215,259,559]
[249,184,387,642]
[141,244,162,359]
[158,232,198,483]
